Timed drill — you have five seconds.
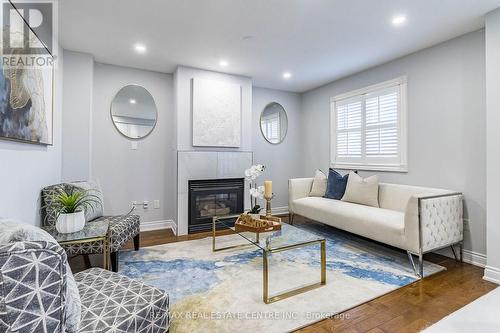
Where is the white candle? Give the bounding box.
[264,180,273,199]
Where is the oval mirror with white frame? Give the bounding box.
[110,85,158,139]
[260,102,288,144]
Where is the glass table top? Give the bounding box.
[214,214,325,252]
[43,219,110,243]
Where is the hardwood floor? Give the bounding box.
[68,219,498,333]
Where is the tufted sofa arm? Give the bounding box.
[0,241,67,333]
[404,192,463,254]
[288,178,314,213]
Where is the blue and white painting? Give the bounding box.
[120,223,444,333]
[0,64,53,145]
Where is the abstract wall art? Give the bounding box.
[192,78,241,147]
[0,64,53,145]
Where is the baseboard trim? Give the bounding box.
[484,266,500,285]
[272,206,289,216]
[140,219,177,233]
[435,248,487,268]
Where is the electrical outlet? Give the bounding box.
[153,200,160,209]
[143,201,149,209]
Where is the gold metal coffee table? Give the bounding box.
[212,214,326,304]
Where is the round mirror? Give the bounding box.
[110,85,158,139]
[260,102,288,144]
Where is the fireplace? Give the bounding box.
[188,178,244,233]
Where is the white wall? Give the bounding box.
[252,87,302,210]
[174,66,253,151]
[91,63,176,227]
[0,48,64,225]
[62,50,93,181]
[301,30,486,257]
[485,9,500,284]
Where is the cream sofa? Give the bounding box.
[288,178,464,277]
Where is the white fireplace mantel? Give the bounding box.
[177,151,253,235]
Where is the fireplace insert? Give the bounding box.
[188,178,244,233]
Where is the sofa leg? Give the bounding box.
[419,252,424,278]
[459,242,463,262]
[133,234,140,251]
[111,252,119,272]
[450,243,464,262]
[288,213,295,225]
[407,251,424,278]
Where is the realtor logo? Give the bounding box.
[1,0,56,68]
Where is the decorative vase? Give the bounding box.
[56,211,85,234]
[250,213,261,220]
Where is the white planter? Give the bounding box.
[250,213,261,220]
[56,211,85,234]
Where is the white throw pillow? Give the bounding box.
[309,169,327,197]
[341,172,379,207]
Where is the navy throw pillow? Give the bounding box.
[324,169,349,200]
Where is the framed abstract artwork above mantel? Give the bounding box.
[0,65,54,145]
[192,77,241,148]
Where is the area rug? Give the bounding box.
[119,223,444,333]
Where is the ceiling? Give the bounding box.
[59,0,500,93]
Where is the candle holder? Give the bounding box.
[264,194,275,217]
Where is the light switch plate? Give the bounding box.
[153,200,160,209]
[131,141,138,150]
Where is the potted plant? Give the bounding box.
[248,204,262,220]
[43,186,102,234]
[245,164,265,219]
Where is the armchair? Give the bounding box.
[41,182,141,272]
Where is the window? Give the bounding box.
[261,112,281,143]
[331,77,407,172]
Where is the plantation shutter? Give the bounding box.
[332,77,407,172]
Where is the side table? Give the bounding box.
[42,220,111,270]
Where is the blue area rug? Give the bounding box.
[120,223,444,333]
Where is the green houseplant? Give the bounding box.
[43,186,102,233]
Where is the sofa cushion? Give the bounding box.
[342,172,379,207]
[0,218,81,332]
[75,268,169,333]
[292,197,405,249]
[324,169,349,199]
[71,181,104,222]
[309,169,327,197]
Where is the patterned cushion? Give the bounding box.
[71,181,104,222]
[0,241,67,333]
[41,183,73,227]
[0,219,81,332]
[74,268,169,333]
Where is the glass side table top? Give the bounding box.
[42,219,110,243]
[214,214,325,252]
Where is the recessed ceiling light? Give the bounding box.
[134,43,147,53]
[283,72,292,79]
[392,15,407,26]
[219,59,229,67]
[129,99,136,104]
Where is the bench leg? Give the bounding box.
[134,234,140,251]
[83,254,91,269]
[111,252,119,272]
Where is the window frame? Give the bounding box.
[330,76,408,173]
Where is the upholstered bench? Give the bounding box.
[0,241,170,333]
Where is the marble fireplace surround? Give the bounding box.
[177,151,253,235]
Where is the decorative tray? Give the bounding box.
[235,214,282,233]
